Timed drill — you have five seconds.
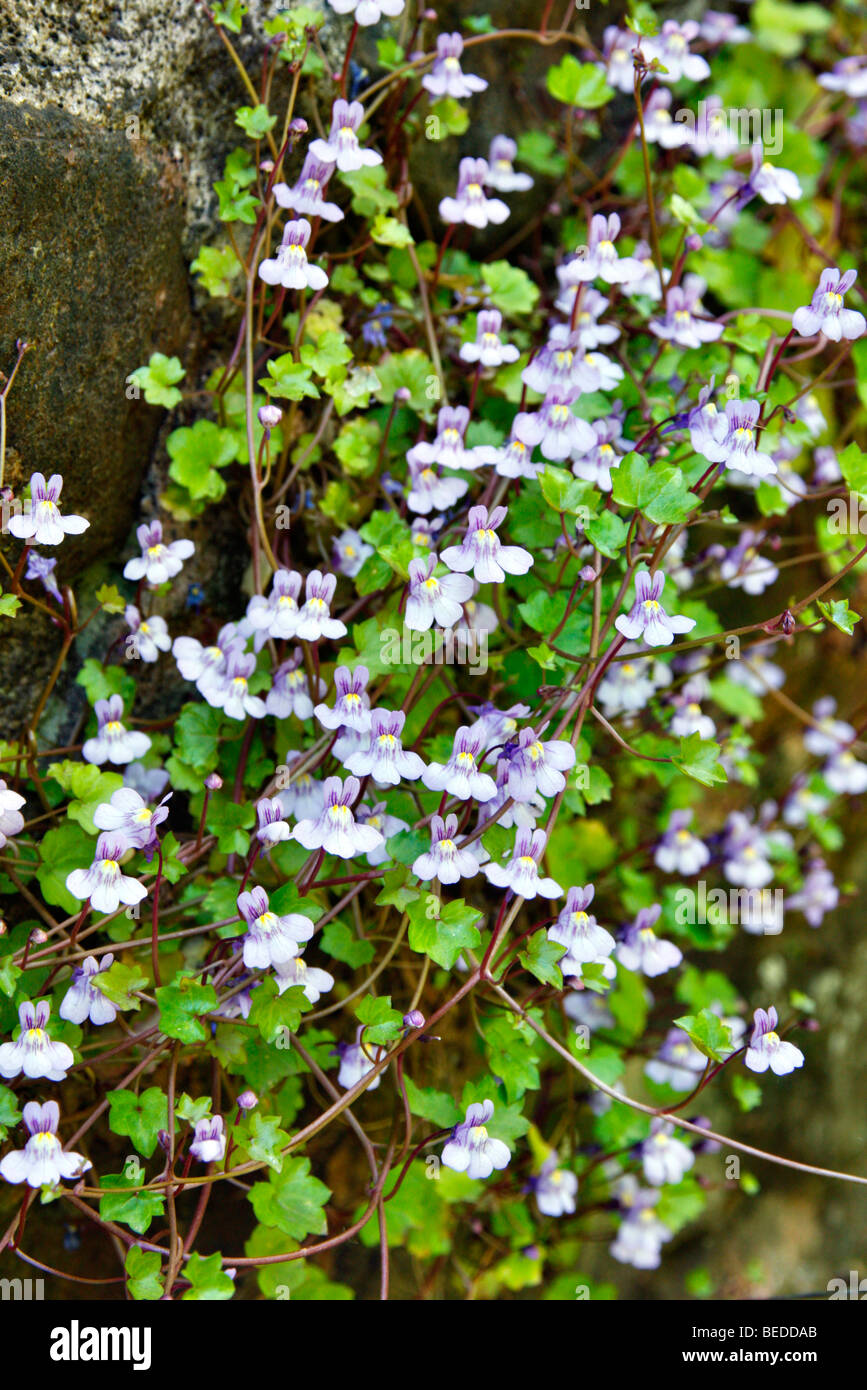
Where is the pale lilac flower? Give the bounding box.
[787,858,838,928]
[531,1156,578,1217]
[818,56,867,100]
[123,520,194,586]
[471,417,542,480]
[406,459,469,515]
[294,571,347,642]
[744,1006,804,1075]
[124,762,170,800]
[82,696,151,765]
[467,701,530,753]
[125,605,171,663]
[549,884,615,967]
[356,802,409,866]
[333,726,367,764]
[722,812,773,888]
[687,96,741,157]
[315,665,372,733]
[0,780,25,848]
[459,309,519,367]
[292,775,384,858]
[409,515,444,549]
[0,1001,74,1081]
[516,393,596,461]
[803,697,853,757]
[422,726,497,802]
[453,588,498,638]
[560,214,644,287]
[793,392,827,439]
[336,1027,382,1090]
[93,786,171,855]
[442,1100,510,1179]
[204,649,267,721]
[644,1028,707,1091]
[333,528,373,577]
[439,158,508,229]
[423,33,488,100]
[274,953,335,1003]
[237,886,314,970]
[274,760,325,821]
[597,646,670,716]
[274,155,343,222]
[610,1186,672,1270]
[643,88,692,148]
[24,551,63,603]
[59,953,118,1026]
[572,412,633,491]
[739,142,802,206]
[246,569,304,646]
[309,99,381,172]
[712,399,777,478]
[553,285,621,346]
[617,904,682,978]
[345,708,425,786]
[641,1119,695,1186]
[485,135,532,192]
[484,828,561,900]
[599,27,643,94]
[615,568,696,647]
[643,20,710,83]
[407,406,478,472]
[687,381,727,463]
[823,750,867,795]
[719,530,778,594]
[266,654,325,720]
[259,218,328,292]
[812,446,841,486]
[412,812,480,885]
[476,759,542,834]
[564,989,614,1032]
[173,623,246,694]
[521,326,586,398]
[255,796,292,847]
[504,727,576,802]
[7,472,89,546]
[654,810,710,876]
[440,505,532,585]
[700,11,749,44]
[577,350,624,392]
[190,1116,226,1164]
[650,279,723,349]
[0,1101,91,1188]
[782,777,830,827]
[65,833,147,915]
[792,268,866,342]
[405,555,473,632]
[669,696,716,741]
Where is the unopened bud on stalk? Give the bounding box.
[403,1010,425,1029]
[258,404,283,430]
[205,773,223,791]
[237,1089,258,1111]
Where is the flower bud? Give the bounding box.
[290,117,309,136]
[205,773,223,791]
[403,1010,425,1029]
[29,927,48,946]
[258,404,283,430]
[685,233,703,252]
[395,387,412,403]
[237,1089,258,1111]
[579,565,597,583]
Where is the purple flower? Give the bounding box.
[0,779,25,848]
[824,749,867,795]
[722,811,773,888]
[615,568,696,647]
[336,1026,382,1090]
[411,812,480,885]
[314,664,372,732]
[459,309,519,367]
[530,1155,578,1217]
[0,1101,91,1188]
[504,726,576,802]
[356,801,409,866]
[294,571,347,642]
[24,551,63,603]
[422,726,497,802]
[642,88,692,149]
[274,154,343,222]
[649,279,723,349]
[407,406,477,472]
[599,26,644,94]
[571,411,634,491]
[516,393,596,462]
[93,786,171,856]
[7,472,89,546]
[82,695,151,766]
[712,399,777,478]
[560,214,644,287]
[441,1100,510,1179]
[291,775,384,858]
[471,416,543,480]
[190,1115,226,1164]
[818,56,867,100]
[59,953,118,1027]
[610,1180,672,1269]
[643,20,710,83]
[255,796,292,846]
[344,708,425,786]
[123,520,194,586]
[654,810,710,876]
[739,141,802,206]
[484,827,561,900]
[700,10,749,44]
[333,528,373,577]
[521,328,586,398]
[641,1118,695,1186]
[173,623,246,695]
[66,833,148,915]
[787,858,838,928]
[309,99,382,172]
[237,886,314,970]
[405,555,473,632]
[125,605,171,663]
[616,904,683,978]
[124,762,171,800]
[259,218,328,291]
[549,885,616,970]
[246,569,303,645]
[440,505,533,585]
[0,1001,74,1081]
[203,648,267,721]
[274,953,335,1003]
[423,33,488,100]
[485,135,532,193]
[439,158,508,229]
[266,654,325,720]
[744,1006,804,1075]
[719,529,778,594]
[792,268,866,342]
[644,1028,707,1091]
[406,459,469,515]
[327,0,403,23]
